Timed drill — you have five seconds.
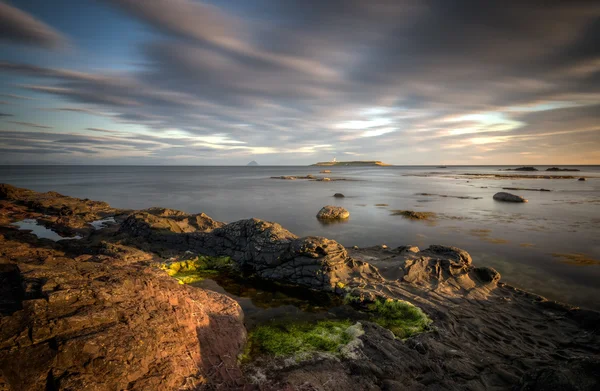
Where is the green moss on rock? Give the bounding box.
[366,298,432,338]
[344,295,432,338]
[160,255,233,284]
[244,320,357,360]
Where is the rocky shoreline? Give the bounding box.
[1,184,599,390]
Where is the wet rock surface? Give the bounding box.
[1,184,599,391]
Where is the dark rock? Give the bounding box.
[333,193,345,198]
[493,192,528,202]
[578,177,586,181]
[473,266,501,283]
[546,167,580,172]
[514,166,538,171]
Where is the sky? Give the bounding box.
[0,0,599,165]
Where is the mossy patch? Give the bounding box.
[366,298,432,338]
[160,255,233,284]
[345,295,432,339]
[243,319,357,361]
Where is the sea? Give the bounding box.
[1,165,599,310]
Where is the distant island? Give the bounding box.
[247,160,259,166]
[311,160,391,167]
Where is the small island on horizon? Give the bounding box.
[247,160,259,166]
[311,160,391,167]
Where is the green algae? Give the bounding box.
[366,298,432,338]
[243,319,357,360]
[344,295,432,339]
[160,255,233,284]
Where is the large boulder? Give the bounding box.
[493,192,528,203]
[316,205,350,220]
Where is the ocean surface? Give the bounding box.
[2,165,599,310]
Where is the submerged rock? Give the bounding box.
[391,210,436,220]
[493,192,528,203]
[316,205,350,220]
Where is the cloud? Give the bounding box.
[1,1,599,164]
[6,120,52,129]
[86,127,122,134]
[0,2,67,48]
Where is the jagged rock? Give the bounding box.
[316,205,349,220]
[120,208,223,236]
[493,192,528,203]
[333,193,345,198]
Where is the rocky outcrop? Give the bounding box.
[121,214,377,291]
[493,192,528,202]
[316,205,349,220]
[513,166,538,171]
[0,230,246,390]
[0,184,117,235]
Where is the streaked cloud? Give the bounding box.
[6,120,52,129]
[0,0,598,164]
[0,2,66,48]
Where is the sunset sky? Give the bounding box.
[0,0,599,165]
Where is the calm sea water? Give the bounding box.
[2,165,599,310]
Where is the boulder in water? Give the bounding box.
[578,177,586,181]
[333,193,345,198]
[316,205,350,220]
[493,192,528,203]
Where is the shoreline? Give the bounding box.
[1,183,599,390]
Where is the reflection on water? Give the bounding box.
[11,219,82,241]
[191,272,353,329]
[1,165,599,309]
[89,217,116,230]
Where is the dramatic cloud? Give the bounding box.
[0,1,66,48]
[0,0,598,164]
